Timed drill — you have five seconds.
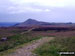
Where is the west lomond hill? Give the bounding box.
[15,19,75,27]
[15,19,75,32]
[15,19,52,27]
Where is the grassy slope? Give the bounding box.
[0,32,44,56]
[0,32,43,52]
[34,37,75,56]
[0,29,55,53]
[0,27,75,56]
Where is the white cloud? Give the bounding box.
[0,0,75,22]
[7,6,51,14]
[7,0,75,14]
[10,0,75,7]
[44,9,50,12]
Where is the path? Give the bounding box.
[8,37,54,56]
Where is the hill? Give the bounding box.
[15,18,75,27]
[15,19,52,27]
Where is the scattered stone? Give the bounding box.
[1,37,8,41]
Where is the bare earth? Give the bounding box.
[8,37,54,56]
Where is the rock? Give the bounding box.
[1,37,8,41]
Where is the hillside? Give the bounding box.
[15,19,52,27]
[15,19,75,27]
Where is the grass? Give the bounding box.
[0,32,42,52]
[0,27,75,56]
[0,29,55,53]
[0,32,44,56]
[34,37,75,56]
[0,37,44,56]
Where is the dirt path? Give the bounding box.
[8,37,54,56]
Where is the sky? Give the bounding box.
[0,0,75,22]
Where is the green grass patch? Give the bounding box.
[0,32,42,52]
[34,37,75,56]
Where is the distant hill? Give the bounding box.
[15,18,75,27]
[15,19,52,27]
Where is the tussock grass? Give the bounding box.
[34,37,75,56]
[0,32,42,52]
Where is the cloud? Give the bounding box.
[10,0,75,7]
[6,0,75,14]
[9,0,64,7]
[7,6,51,14]
[0,0,75,22]
[0,0,75,14]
